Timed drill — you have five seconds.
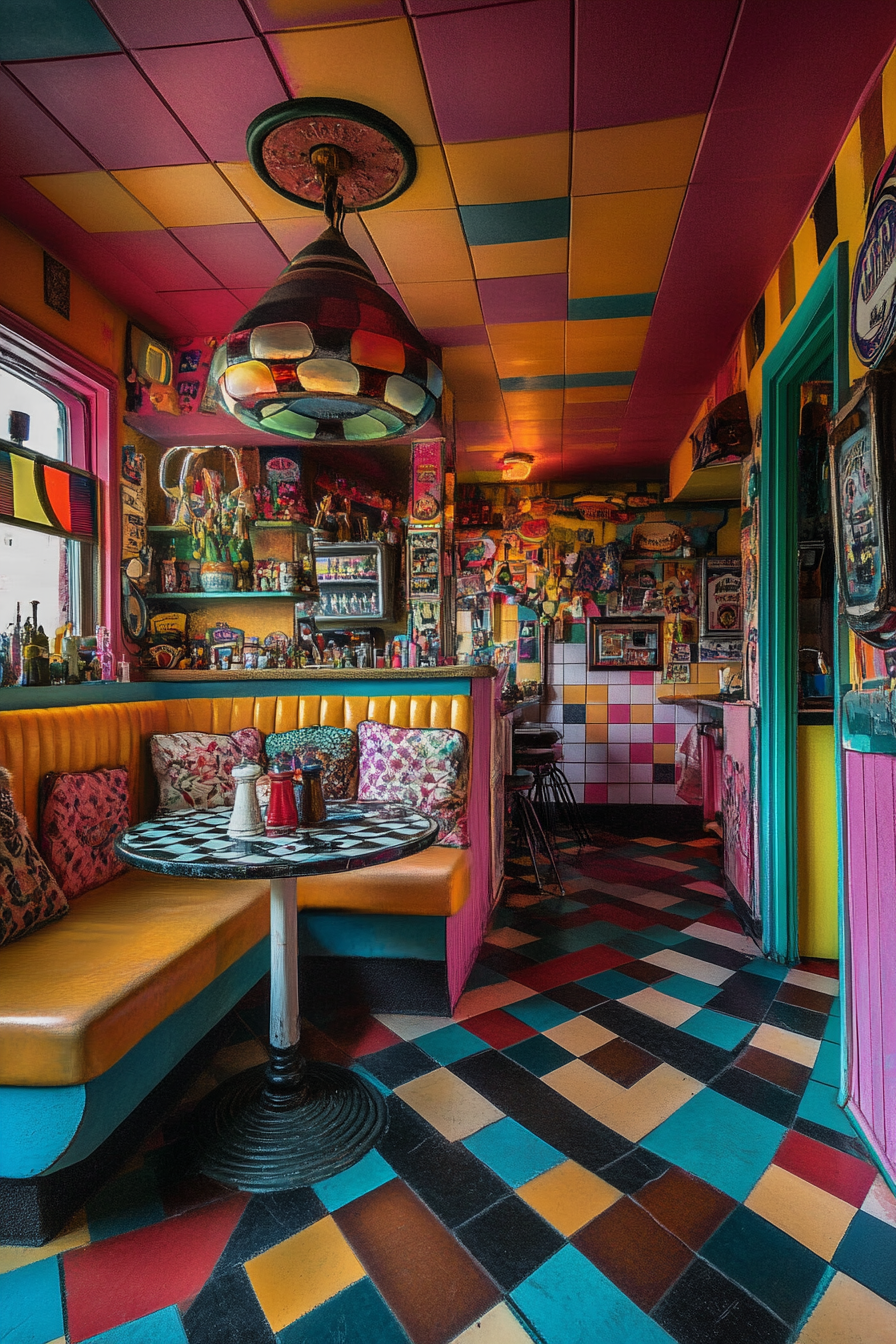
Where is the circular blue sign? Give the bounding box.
[851,189,896,367]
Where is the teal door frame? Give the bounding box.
[758,243,849,962]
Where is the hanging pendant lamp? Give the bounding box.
[212,99,442,444]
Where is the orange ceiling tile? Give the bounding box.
[216,161,320,221]
[443,132,569,204]
[365,209,473,283]
[376,145,457,213]
[571,115,705,196]
[568,188,685,298]
[26,171,163,233]
[113,165,253,228]
[565,385,632,403]
[442,344,501,394]
[398,280,483,328]
[471,237,568,279]
[502,389,565,422]
[565,316,651,374]
[271,19,438,147]
[264,217,330,257]
[487,320,564,379]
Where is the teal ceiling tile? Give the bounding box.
[0,0,119,60]
[500,374,566,391]
[461,197,570,246]
[566,371,637,387]
[568,293,656,320]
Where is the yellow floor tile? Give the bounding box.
[542,1016,616,1056]
[586,723,608,742]
[0,1210,89,1273]
[618,986,701,1027]
[564,684,586,703]
[633,837,673,846]
[630,705,654,723]
[642,949,732,986]
[586,703,608,722]
[517,1159,621,1234]
[795,1271,896,1344]
[542,1059,703,1140]
[484,926,539,948]
[245,1216,365,1333]
[373,1013,453,1040]
[586,683,609,702]
[624,890,685,910]
[745,1165,857,1259]
[450,1301,539,1343]
[786,968,839,996]
[751,1023,821,1068]
[394,1068,504,1141]
[453,981,536,1020]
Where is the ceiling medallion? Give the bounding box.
[213,98,441,445]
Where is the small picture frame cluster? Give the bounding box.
[588,620,661,670]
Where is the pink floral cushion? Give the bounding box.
[39,767,130,899]
[151,728,264,813]
[0,766,68,947]
[357,721,469,847]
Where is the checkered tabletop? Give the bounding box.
[115,803,438,880]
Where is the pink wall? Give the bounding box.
[844,750,896,1186]
[446,676,495,1006]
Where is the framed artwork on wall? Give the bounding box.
[588,619,661,670]
[407,529,442,599]
[701,556,743,635]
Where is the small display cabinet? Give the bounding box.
[313,541,394,624]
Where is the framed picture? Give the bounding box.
[588,619,661,670]
[619,559,664,616]
[407,529,442,599]
[698,636,742,664]
[702,556,743,635]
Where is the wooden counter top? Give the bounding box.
[143,665,497,683]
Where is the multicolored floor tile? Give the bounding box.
[4,828,896,1344]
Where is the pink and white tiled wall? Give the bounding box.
[540,631,702,806]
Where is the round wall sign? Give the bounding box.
[851,155,896,367]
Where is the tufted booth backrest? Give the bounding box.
[0,693,473,835]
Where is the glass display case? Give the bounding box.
[312,541,394,624]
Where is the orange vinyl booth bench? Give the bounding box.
[0,688,493,1244]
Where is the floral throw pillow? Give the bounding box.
[151,728,264,813]
[0,766,68,947]
[265,726,358,799]
[357,721,469,847]
[39,767,130,899]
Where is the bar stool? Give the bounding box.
[514,734,591,849]
[504,769,566,895]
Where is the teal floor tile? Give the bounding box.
[415,1023,487,1065]
[642,1089,787,1201]
[85,1164,166,1242]
[536,897,588,914]
[653,974,721,1007]
[824,1011,841,1043]
[667,899,715,920]
[504,995,577,1031]
[680,1009,754,1051]
[511,1244,674,1344]
[351,1064,392,1096]
[463,1116,564,1187]
[81,1306,189,1343]
[702,1204,828,1326]
[503,1034,576,1077]
[602,931,667,959]
[313,1149,395,1211]
[639,925,693,946]
[810,1038,841,1086]
[797,1081,855,1136]
[279,1278,410,1344]
[538,922,621,955]
[0,1256,64,1344]
[742,959,789,981]
[577,969,642,999]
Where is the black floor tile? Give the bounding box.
[215,1188,326,1272]
[701,1204,827,1325]
[598,1146,670,1194]
[476,947,541,976]
[456,1194,564,1292]
[832,1210,896,1305]
[710,1067,800,1127]
[183,1266,276,1344]
[653,1259,790,1344]
[675,938,752,971]
[358,1040,437,1089]
[450,1050,633,1171]
[544,983,607,1012]
[793,1116,877,1161]
[376,1094,507,1228]
[763,1000,827,1040]
[585,1001,733,1083]
[703,971,781,1024]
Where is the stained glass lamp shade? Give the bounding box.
[213,99,443,444]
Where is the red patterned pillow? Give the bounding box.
[151,728,265,813]
[357,721,469,846]
[0,766,68,947]
[39,767,130,900]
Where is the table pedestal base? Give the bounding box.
[193,1045,387,1192]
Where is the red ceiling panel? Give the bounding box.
[159,288,247,334]
[170,223,287,288]
[100,230,218,291]
[93,0,253,49]
[0,69,94,176]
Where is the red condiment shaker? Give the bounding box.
[265,753,299,835]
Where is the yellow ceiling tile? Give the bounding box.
[398,280,483,328]
[377,145,457,212]
[26,172,162,233]
[443,346,501,405]
[272,20,437,147]
[113,165,252,228]
[569,188,684,298]
[565,317,650,374]
[366,209,473,283]
[572,115,704,196]
[488,320,564,379]
[216,161,320,220]
[503,389,565,421]
[444,133,570,204]
[471,237,568,279]
[565,385,631,402]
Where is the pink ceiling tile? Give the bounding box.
[160,288,247,334]
[420,325,489,347]
[170,222,287,287]
[0,69,94,175]
[563,403,627,425]
[230,288,268,311]
[12,54,204,169]
[414,0,570,142]
[409,0,511,11]
[134,39,287,162]
[247,1,403,29]
[575,0,738,130]
[93,0,252,48]
[478,273,567,325]
[100,230,217,290]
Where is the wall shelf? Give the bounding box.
[143,590,302,601]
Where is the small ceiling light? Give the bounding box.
[212,99,442,445]
[501,452,534,481]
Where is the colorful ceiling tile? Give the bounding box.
[444,133,570,206]
[248,0,404,29]
[365,210,473,284]
[399,281,483,329]
[216,163,320,222]
[168,224,287,288]
[478,273,567,326]
[111,166,252,229]
[572,116,705,196]
[0,69,93,176]
[487,321,565,380]
[565,317,651,375]
[460,198,569,247]
[0,0,118,62]
[471,239,568,281]
[26,171,162,233]
[93,0,253,49]
[100,231,218,291]
[568,189,685,298]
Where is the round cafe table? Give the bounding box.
[115,801,438,1192]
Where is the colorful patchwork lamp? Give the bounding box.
[213,98,443,444]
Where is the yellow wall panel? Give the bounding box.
[113,165,252,227]
[488,320,564,378]
[471,237,568,279]
[216,161,320,220]
[26,172,162,233]
[565,385,630,402]
[565,316,650,373]
[272,20,437,146]
[569,188,685,298]
[797,725,839,959]
[365,209,473,283]
[572,115,704,196]
[882,47,896,153]
[444,132,570,204]
[399,279,483,328]
[503,389,565,421]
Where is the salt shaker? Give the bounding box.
[228,756,264,838]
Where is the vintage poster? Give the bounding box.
[662,561,700,619]
[702,556,743,634]
[698,636,743,664]
[619,559,664,616]
[410,439,444,527]
[408,528,442,598]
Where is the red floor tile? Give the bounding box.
[317,1014,403,1058]
[699,910,744,932]
[463,1008,538,1048]
[796,957,839,979]
[509,943,631,992]
[64,1193,248,1342]
[586,903,654,931]
[773,1129,876,1207]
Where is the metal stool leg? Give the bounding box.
[510,791,546,893]
[519,793,566,895]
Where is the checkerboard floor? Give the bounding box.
[5,830,896,1344]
